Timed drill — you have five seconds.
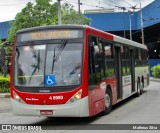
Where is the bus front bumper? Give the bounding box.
[11,97,89,117]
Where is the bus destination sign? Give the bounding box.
[31,30,70,40]
[17,29,83,42]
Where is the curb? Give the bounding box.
[0,93,10,98]
[150,78,160,82]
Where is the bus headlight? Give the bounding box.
[13,91,25,104]
[15,95,20,100]
[74,94,80,100]
[67,89,82,103]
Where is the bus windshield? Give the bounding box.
[14,41,83,87]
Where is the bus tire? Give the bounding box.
[101,89,112,115]
[140,82,144,95]
[136,81,140,97]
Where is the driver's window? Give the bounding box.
[88,35,104,86]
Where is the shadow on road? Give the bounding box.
[111,90,147,112]
[33,116,99,126]
[31,116,101,130]
[31,91,147,128]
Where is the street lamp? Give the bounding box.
[129,10,134,40]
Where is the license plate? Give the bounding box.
[40,110,53,115]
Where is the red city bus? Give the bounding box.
[10,25,149,117]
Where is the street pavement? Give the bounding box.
[0,81,160,133]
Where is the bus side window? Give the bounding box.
[88,35,102,86]
[104,42,115,78]
[121,46,131,76]
[141,50,148,66]
[134,48,139,66]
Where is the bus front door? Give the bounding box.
[115,46,122,100]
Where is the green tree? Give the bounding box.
[0,40,2,47]
[151,64,160,78]
[62,3,90,25]
[7,0,90,42]
[0,40,2,74]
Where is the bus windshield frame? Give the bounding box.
[13,28,84,93]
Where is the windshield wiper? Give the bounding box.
[28,43,42,83]
[51,40,67,74]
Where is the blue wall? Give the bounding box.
[137,0,160,29]
[85,0,160,31]
[85,12,137,31]
[0,21,11,39]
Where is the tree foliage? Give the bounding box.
[151,64,160,78]
[62,3,90,25]
[7,0,90,42]
[0,40,2,47]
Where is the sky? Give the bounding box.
[0,0,155,22]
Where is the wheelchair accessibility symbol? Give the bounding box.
[45,75,56,86]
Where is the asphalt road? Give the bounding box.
[0,81,160,133]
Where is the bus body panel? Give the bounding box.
[135,66,150,87]
[122,75,132,99]
[85,27,118,116]
[11,25,89,117]
[11,96,89,117]
[88,78,117,116]
[11,86,85,105]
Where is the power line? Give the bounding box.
[131,0,141,12]
[0,3,27,6]
[82,2,104,9]
[108,0,121,7]
[63,0,106,9]
[134,0,141,7]
[142,14,160,21]
[94,0,118,7]
[121,0,132,7]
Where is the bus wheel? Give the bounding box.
[140,82,144,95]
[101,89,112,115]
[136,81,141,97]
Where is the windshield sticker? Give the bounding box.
[45,75,56,86]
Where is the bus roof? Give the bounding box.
[113,34,147,49]
[16,25,86,34]
[16,25,147,50]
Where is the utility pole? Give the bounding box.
[129,13,132,40]
[78,0,81,14]
[129,10,134,40]
[57,0,62,25]
[140,3,145,44]
[99,1,100,12]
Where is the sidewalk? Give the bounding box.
[0,93,10,98]
[150,77,160,82]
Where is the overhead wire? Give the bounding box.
[121,0,132,7]
[63,0,106,9]
[94,0,118,8]
[0,0,34,6]
[134,0,141,7]
[0,3,27,6]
